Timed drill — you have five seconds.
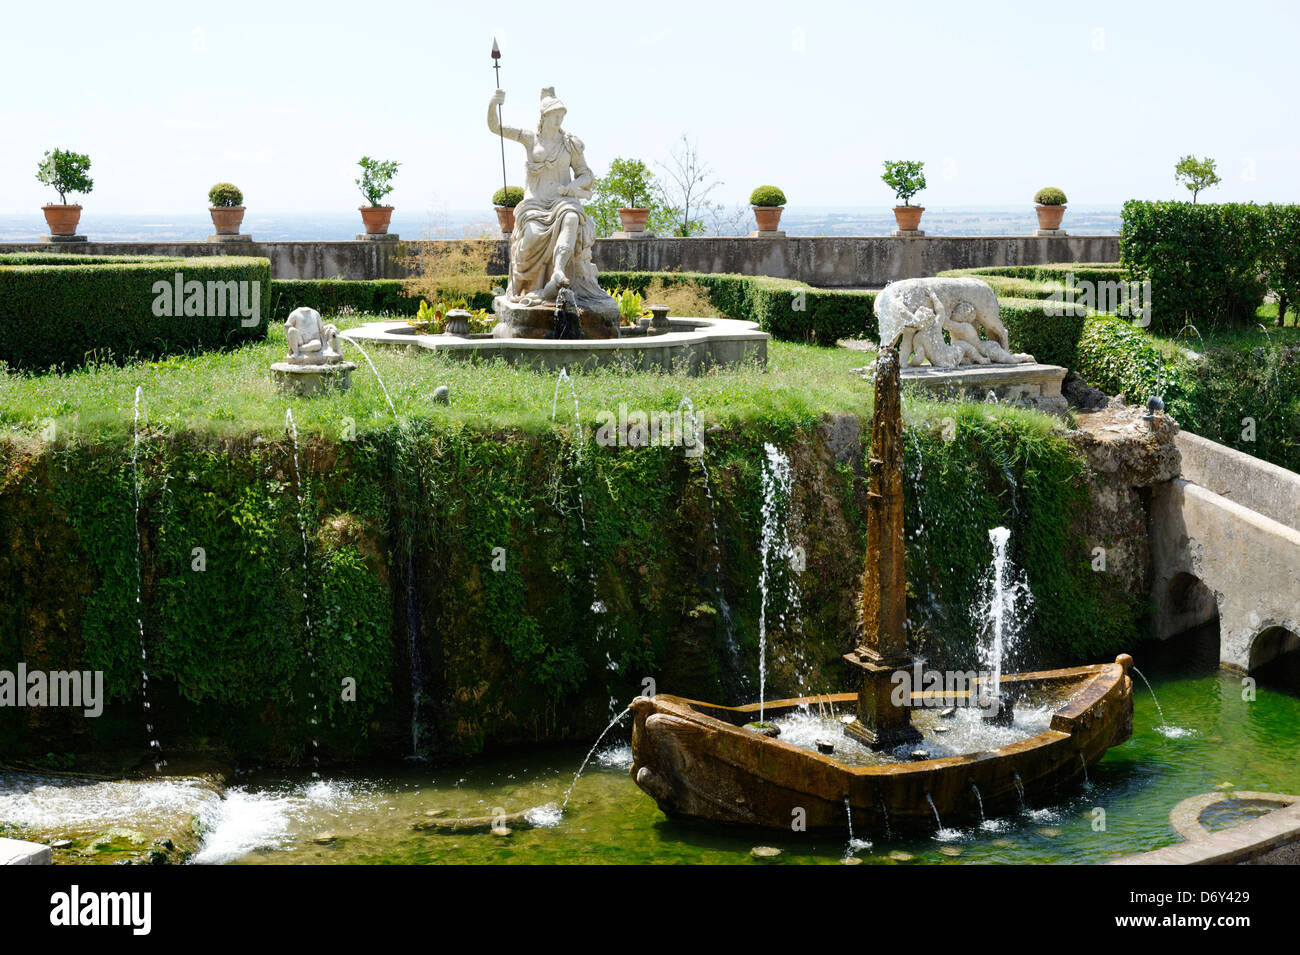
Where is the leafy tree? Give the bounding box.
[585,157,677,236]
[1174,155,1220,203]
[882,160,926,206]
[36,149,93,204]
[357,156,401,206]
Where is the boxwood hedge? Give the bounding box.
[0,253,270,370]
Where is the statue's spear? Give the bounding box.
[492,38,511,284]
[491,38,509,209]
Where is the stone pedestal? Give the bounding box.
[611,231,655,239]
[356,233,400,242]
[40,234,87,243]
[898,362,1069,417]
[271,361,357,396]
[892,229,925,238]
[750,231,786,238]
[843,647,923,749]
[1035,229,1068,237]
[491,296,619,340]
[209,234,253,243]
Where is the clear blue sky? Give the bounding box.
[2,0,1296,214]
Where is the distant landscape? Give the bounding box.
[0,206,1121,243]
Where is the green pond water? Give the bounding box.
[5,628,1298,864]
[190,630,1300,865]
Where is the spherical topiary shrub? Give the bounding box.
[1034,187,1067,206]
[750,185,787,207]
[209,182,244,207]
[493,185,525,207]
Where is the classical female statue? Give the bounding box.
[488,87,619,337]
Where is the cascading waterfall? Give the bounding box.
[405,546,430,758]
[1012,771,1027,812]
[970,783,985,826]
[285,410,320,779]
[976,527,1032,696]
[757,443,800,720]
[132,387,165,772]
[843,795,871,856]
[679,397,739,683]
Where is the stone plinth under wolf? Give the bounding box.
[487,86,619,339]
[875,277,1033,368]
[272,306,356,395]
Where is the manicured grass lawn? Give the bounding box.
[0,313,874,442]
[1,312,1070,448]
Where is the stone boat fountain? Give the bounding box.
[629,338,1134,833]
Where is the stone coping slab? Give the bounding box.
[341,316,769,375]
[1110,793,1300,865]
[871,362,1069,417]
[0,837,52,865]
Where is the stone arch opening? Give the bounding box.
[1249,626,1300,693]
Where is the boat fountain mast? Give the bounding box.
[843,340,923,749]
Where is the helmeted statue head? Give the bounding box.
[539,86,566,120]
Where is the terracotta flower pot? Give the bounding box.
[42,204,83,236]
[752,206,784,232]
[494,206,516,234]
[359,205,394,236]
[1035,204,1066,231]
[892,206,924,232]
[617,208,650,233]
[209,206,247,235]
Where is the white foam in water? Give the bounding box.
[593,744,632,770]
[1157,725,1198,739]
[0,774,216,832]
[193,778,372,865]
[524,803,563,828]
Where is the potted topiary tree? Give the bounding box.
[1033,187,1067,231]
[882,160,926,233]
[36,149,93,238]
[357,156,400,236]
[208,182,246,236]
[750,185,786,233]
[493,185,524,235]
[605,158,655,234]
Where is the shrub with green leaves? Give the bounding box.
[357,156,400,207]
[1120,200,1270,331]
[1034,187,1067,206]
[749,185,786,207]
[882,160,926,205]
[36,149,93,204]
[492,185,524,207]
[0,254,270,370]
[207,182,243,207]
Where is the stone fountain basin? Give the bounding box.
[629,657,1133,833]
[340,316,768,375]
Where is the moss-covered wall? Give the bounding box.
[0,410,1145,767]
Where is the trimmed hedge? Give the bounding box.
[597,270,878,344]
[940,264,1129,302]
[1119,200,1296,332]
[266,279,506,321]
[996,297,1089,369]
[0,254,270,371]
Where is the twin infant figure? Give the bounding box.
[874,277,1035,369]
